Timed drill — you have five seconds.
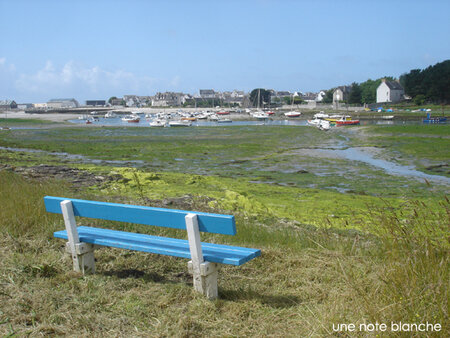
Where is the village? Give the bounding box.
[0,79,405,112]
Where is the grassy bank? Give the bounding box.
[0,170,448,336]
[0,122,448,335]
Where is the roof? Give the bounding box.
[337,86,352,93]
[0,100,16,105]
[384,81,404,91]
[200,89,215,94]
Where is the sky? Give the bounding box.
[1,0,449,103]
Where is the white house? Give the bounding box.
[315,90,326,102]
[376,79,404,103]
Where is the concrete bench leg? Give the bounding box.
[185,213,219,299]
[61,200,96,275]
[188,261,218,299]
[65,242,96,274]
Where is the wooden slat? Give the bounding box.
[45,196,236,235]
[54,226,260,266]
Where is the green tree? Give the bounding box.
[249,89,271,108]
[321,89,334,104]
[348,82,362,104]
[108,96,117,104]
[414,94,426,106]
[400,60,450,104]
[360,79,380,104]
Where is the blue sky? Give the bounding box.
[1,0,449,103]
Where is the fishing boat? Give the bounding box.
[169,120,192,127]
[217,118,232,123]
[284,111,301,118]
[335,117,360,126]
[325,115,347,122]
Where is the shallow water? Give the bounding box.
[67,116,432,128]
[317,147,450,184]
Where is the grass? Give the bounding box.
[0,170,448,336]
[0,122,448,335]
[0,118,56,125]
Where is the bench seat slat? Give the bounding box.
[45,196,236,235]
[54,226,260,266]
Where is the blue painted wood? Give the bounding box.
[54,226,261,266]
[45,196,236,235]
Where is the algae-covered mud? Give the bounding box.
[0,123,448,229]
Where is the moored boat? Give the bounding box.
[149,119,167,127]
[104,111,117,118]
[122,114,140,123]
[169,120,192,127]
[335,118,360,126]
[284,111,301,118]
[423,113,447,123]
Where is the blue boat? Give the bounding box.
[423,113,447,123]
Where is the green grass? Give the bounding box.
[0,118,56,125]
[0,122,448,335]
[0,170,448,336]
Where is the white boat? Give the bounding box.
[252,111,270,120]
[196,113,208,120]
[169,120,192,127]
[284,111,301,118]
[381,115,394,120]
[217,118,232,123]
[149,119,167,127]
[307,119,321,126]
[318,120,331,130]
[104,111,117,118]
[121,114,140,123]
[313,111,329,119]
[209,114,219,121]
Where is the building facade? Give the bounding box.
[47,98,79,108]
[333,86,352,103]
[376,79,404,103]
[0,100,17,109]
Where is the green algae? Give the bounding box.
[98,168,407,230]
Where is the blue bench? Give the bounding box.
[44,196,261,299]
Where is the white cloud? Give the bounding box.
[9,60,182,101]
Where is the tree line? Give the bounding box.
[400,60,450,104]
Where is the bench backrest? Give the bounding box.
[44,196,236,235]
